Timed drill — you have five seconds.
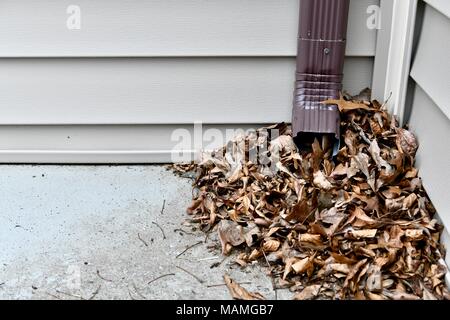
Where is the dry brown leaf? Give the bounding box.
[285,199,310,222]
[330,163,348,178]
[293,284,321,300]
[223,274,265,300]
[283,257,296,280]
[262,239,280,252]
[244,225,261,247]
[342,258,368,292]
[173,91,446,301]
[322,94,375,113]
[320,207,346,236]
[403,193,417,209]
[349,229,377,239]
[396,128,418,157]
[386,291,420,300]
[366,265,382,292]
[366,292,387,300]
[346,207,376,228]
[405,229,423,241]
[292,257,313,275]
[299,233,323,246]
[217,220,245,255]
[313,170,333,190]
[248,249,261,261]
[369,139,394,174]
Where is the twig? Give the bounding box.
[88,285,101,300]
[191,216,209,221]
[137,233,149,247]
[152,221,166,240]
[197,256,219,262]
[160,200,166,215]
[176,241,202,258]
[381,91,393,109]
[55,289,85,300]
[210,256,228,269]
[148,273,176,285]
[45,292,62,300]
[176,266,204,284]
[174,228,195,236]
[96,269,113,282]
[204,228,213,243]
[127,287,137,300]
[301,209,316,225]
[262,250,277,300]
[132,283,147,300]
[207,281,252,288]
[261,250,271,269]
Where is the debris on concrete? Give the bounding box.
[173,90,450,300]
[0,165,278,300]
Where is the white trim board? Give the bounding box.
[0,124,264,163]
[372,0,418,124]
[0,150,194,164]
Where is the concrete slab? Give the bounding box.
[0,165,289,300]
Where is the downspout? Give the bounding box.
[292,0,350,154]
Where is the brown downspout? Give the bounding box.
[292,0,350,153]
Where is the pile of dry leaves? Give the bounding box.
[172,89,449,300]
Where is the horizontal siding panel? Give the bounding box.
[409,85,450,230]
[0,0,378,57]
[424,0,450,18]
[410,4,450,119]
[0,124,263,163]
[0,57,373,125]
[0,150,180,164]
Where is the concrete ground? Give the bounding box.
[0,165,290,300]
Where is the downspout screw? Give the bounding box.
[324,48,331,55]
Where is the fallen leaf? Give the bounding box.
[292,257,313,275]
[368,139,394,174]
[313,170,333,190]
[286,199,310,222]
[224,274,265,300]
[262,239,280,252]
[299,233,323,246]
[293,284,321,300]
[322,94,375,113]
[366,265,382,292]
[349,229,377,239]
[218,220,245,255]
[396,128,418,157]
[172,92,446,301]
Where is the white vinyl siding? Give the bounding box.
[423,0,450,18]
[410,4,450,119]
[0,0,377,57]
[0,57,373,125]
[409,86,450,230]
[0,124,261,163]
[0,0,378,163]
[408,2,450,231]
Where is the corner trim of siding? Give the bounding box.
[372,0,418,124]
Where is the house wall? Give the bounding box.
[407,1,450,253]
[0,0,378,163]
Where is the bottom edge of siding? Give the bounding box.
[0,150,198,164]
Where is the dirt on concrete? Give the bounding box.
[0,165,288,300]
